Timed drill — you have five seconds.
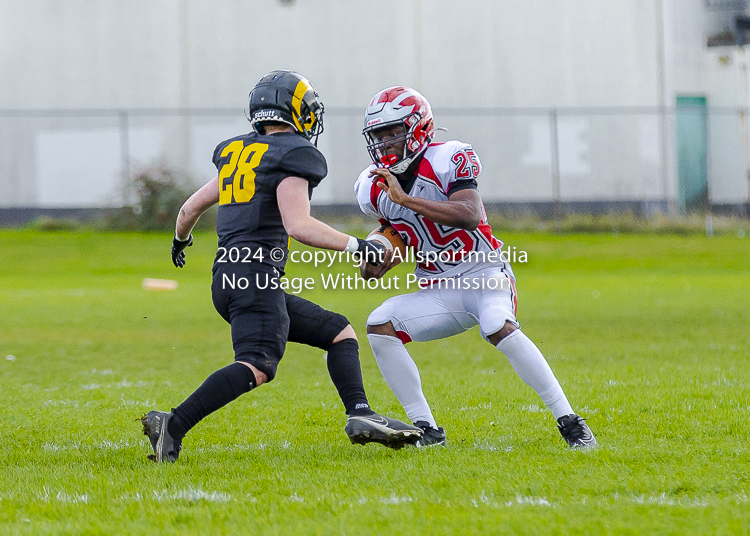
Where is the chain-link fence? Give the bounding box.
[1,106,748,219]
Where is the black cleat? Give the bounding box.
[557,414,597,449]
[413,421,447,447]
[141,410,182,463]
[345,413,423,450]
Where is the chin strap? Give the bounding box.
[387,135,432,174]
[388,153,420,174]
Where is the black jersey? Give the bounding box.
[212,131,327,273]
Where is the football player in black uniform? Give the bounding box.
[141,70,422,462]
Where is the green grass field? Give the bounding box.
[1,229,748,535]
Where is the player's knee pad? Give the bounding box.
[319,311,351,351]
[235,352,279,382]
[366,302,396,328]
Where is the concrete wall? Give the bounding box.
[0,0,747,208]
[0,0,664,109]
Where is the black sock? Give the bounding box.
[326,338,375,416]
[169,361,257,439]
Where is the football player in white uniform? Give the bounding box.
[354,86,596,448]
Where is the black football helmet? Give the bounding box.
[248,70,324,145]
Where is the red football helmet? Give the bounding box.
[362,86,435,174]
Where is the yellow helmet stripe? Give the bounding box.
[292,79,315,132]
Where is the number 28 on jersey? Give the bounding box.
[218,141,268,205]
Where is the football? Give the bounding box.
[366,224,408,267]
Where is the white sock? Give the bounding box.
[367,333,438,429]
[496,330,574,419]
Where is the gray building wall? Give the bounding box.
[0,0,747,209]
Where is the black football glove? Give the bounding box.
[357,238,386,267]
[171,234,193,268]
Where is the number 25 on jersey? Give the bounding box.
[218,141,268,205]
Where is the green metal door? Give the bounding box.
[675,96,708,212]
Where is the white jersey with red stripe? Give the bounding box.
[354,140,506,281]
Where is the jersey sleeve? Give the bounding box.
[447,178,478,195]
[428,140,483,193]
[353,165,382,218]
[278,145,328,188]
[212,139,231,171]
